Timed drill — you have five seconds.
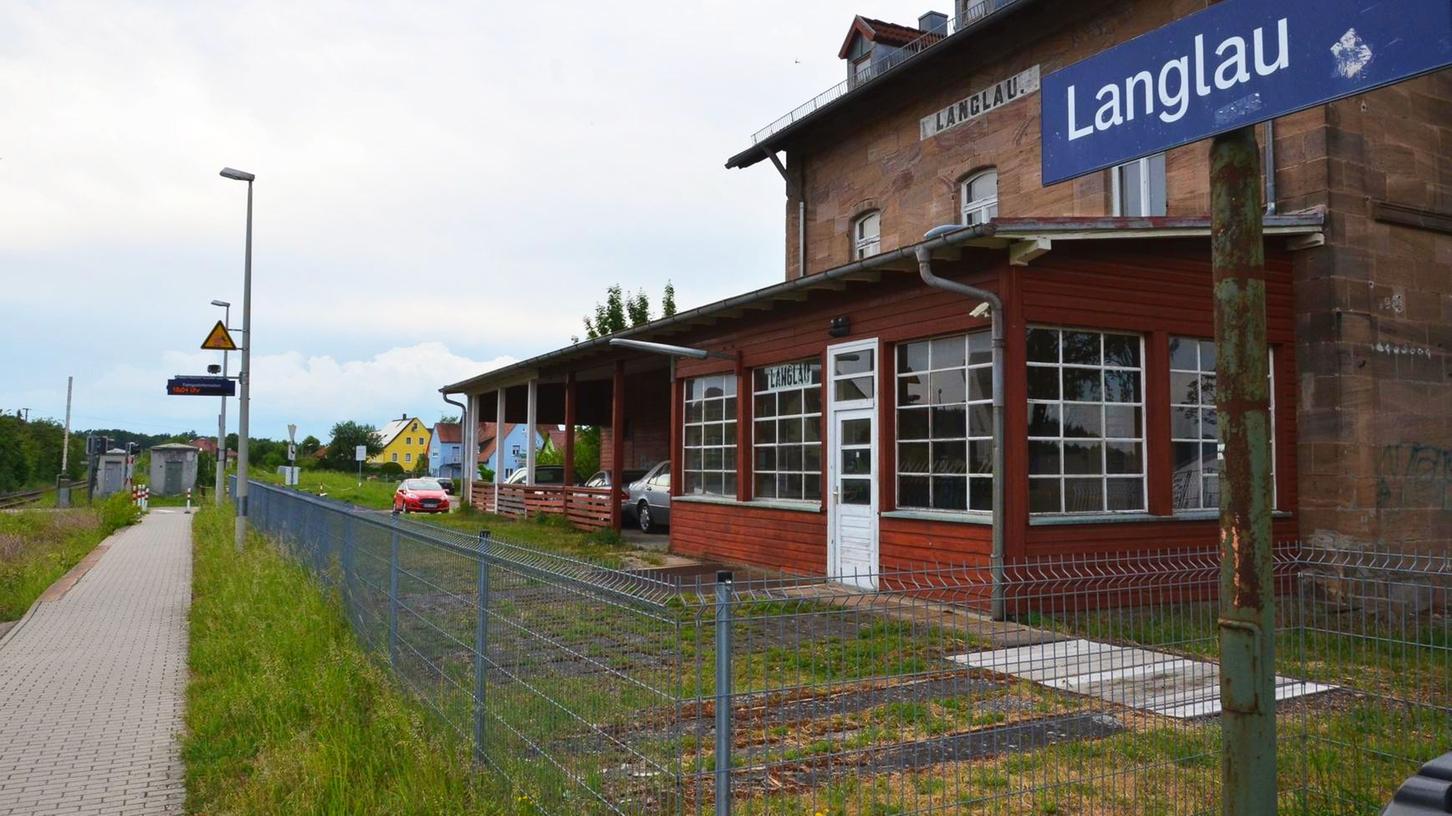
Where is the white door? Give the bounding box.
[827,340,878,589]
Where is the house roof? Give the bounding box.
[376,417,423,448]
[837,16,941,59]
[440,214,1325,397]
[433,422,462,444]
[729,0,1040,169]
[150,442,198,451]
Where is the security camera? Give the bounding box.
[970,302,991,318]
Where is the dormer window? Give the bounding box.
[852,54,874,84]
[853,211,881,259]
[961,169,999,226]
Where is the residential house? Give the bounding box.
[369,414,432,471]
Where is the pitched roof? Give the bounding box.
[376,417,424,448]
[838,15,941,59]
[432,422,462,444]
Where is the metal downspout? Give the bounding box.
[914,245,1006,621]
[443,393,467,493]
[1264,120,1277,215]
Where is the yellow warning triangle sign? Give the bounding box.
[201,320,238,351]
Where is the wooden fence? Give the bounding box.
[469,482,616,532]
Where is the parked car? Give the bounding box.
[436,477,456,495]
[503,465,568,485]
[393,478,450,514]
[624,461,671,533]
[582,468,648,489]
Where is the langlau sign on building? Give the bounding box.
[1040,0,1452,185]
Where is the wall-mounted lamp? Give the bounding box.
[828,316,851,337]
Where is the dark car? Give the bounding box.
[503,465,567,485]
[393,478,450,514]
[582,469,648,489]
[624,461,671,533]
[436,477,456,495]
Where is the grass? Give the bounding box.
[0,492,139,620]
[183,503,519,815]
[254,467,400,510]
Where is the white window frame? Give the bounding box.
[1170,338,1277,512]
[853,211,881,260]
[751,360,823,503]
[391,452,398,463]
[960,170,999,226]
[1111,152,1167,217]
[683,373,738,497]
[1027,327,1147,515]
[895,331,995,513]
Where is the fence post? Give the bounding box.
[473,530,492,765]
[388,514,400,670]
[714,570,734,816]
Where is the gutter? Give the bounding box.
[914,238,1006,621]
[443,393,468,497]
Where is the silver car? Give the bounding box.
[624,461,671,533]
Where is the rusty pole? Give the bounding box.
[1211,125,1277,815]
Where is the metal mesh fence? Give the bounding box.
[245,481,1449,815]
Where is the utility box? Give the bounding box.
[149,443,199,496]
[94,449,129,497]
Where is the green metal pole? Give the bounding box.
[1211,125,1277,816]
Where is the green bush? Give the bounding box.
[99,491,142,533]
[379,462,404,477]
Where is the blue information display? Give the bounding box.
[166,376,236,397]
[1041,0,1452,186]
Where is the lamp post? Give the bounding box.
[211,299,231,505]
[220,166,254,550]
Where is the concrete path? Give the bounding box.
[0,510,192,815]
[951,638,1333,719]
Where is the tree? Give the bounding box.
[438,414,461,424]
[411,452,431,476]
[582,285,627,339]
[299,435,322,455]
[626,288,650,327]
[321,421,382,471]
[662,280,677,317]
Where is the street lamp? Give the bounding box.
[210,299,231,506]
[220,166,254,550]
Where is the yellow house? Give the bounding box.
[370,415,432,471]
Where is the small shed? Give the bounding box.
[149,443,199,496]
[94,448,130,497]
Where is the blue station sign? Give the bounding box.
[1041,0,1452,186]
[166,376,236,397]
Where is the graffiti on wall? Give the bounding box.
[1377,443,1452,511]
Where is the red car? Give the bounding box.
[393,478,451,514]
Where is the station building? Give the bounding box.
[443,0,1452,578]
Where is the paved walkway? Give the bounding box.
[0,510,192,815]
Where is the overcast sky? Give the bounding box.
[1,0,933,441]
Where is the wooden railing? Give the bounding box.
[469,482,618,532]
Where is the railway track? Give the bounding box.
[0,481,88,510]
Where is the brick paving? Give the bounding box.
[0,510,192,815]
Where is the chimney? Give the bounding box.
[918,10,947,32]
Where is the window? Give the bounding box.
[683,374,738,497]
[753,360,823,502]
[961,0,989,22]
[1027,328,1145,514]
[405,453,412,462]
[1112,153,1167,216]
[391,452,398,463]
[853,211,881,259]
[1170,338,1276,511]
[852,54,874,85]
[405,436,412,445]
[961,170,999,226]
[897,332,994,512]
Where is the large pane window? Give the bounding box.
[1113,153,1167,216]
[1027,327,1145,514]
[683,374,738,497]
[1170,338,1275,511]
[853,211,881,259]
[897,332,994,512]
[961,170,999,226]
[753,360,823,502]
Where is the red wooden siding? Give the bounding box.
[664,240,1299,574]
[670,501,827,574]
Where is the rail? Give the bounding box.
[748,0,1024,146]
[0,480,87,510]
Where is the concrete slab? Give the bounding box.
[950,638,1334,719]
